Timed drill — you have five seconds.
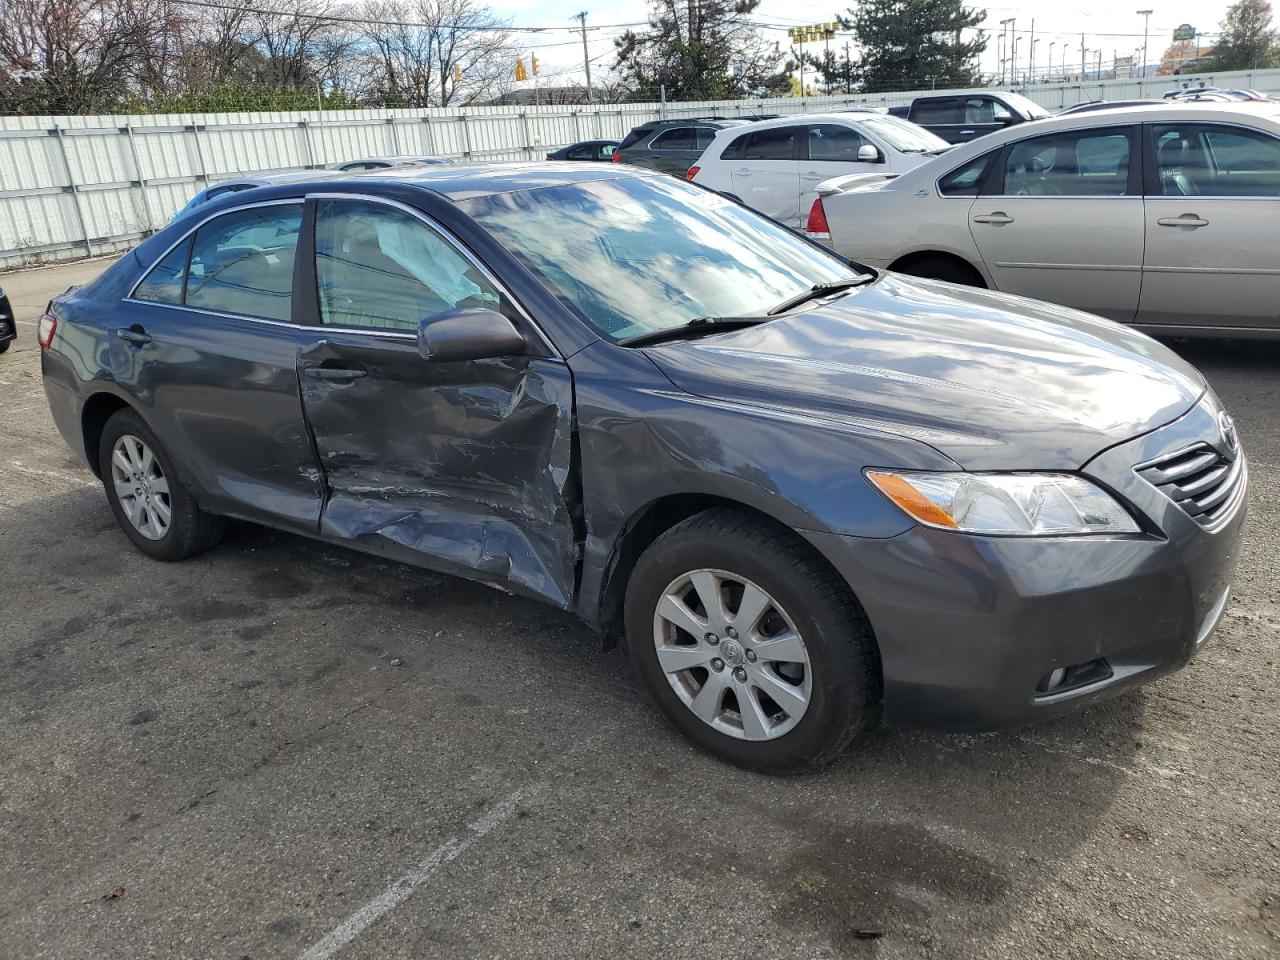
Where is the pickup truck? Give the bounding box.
[887,91,1050,144]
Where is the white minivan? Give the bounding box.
[690,112,952,228]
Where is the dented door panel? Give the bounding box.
[298,331,578,608]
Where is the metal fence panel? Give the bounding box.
[2,66,1279,269]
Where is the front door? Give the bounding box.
[730,125,802,226]
[122,201,324,529]
[1140,121,1280,331]
[967,125,1144,322]
[294,196,579,607]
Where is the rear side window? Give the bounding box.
[807,124,870,161]
[742,126,800,161]
[938,151,997,196]
[186,204,302,321]
[694,126,718,150]
[1001,128,1133,196]
[649,127,694,151]
[720,133,749,161]
[618,128,648,151]
[1152,123,1280,197]
[912,99,959,125]
[133,240,190,304]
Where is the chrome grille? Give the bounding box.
[1136,442,1246,528]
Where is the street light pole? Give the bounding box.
[1137,9,1153,79]
[574,11,593,104]
[999,18,1014,85]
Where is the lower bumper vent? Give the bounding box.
[1035,658,1113,698]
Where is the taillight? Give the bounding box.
[610,150,622,163]
[38,312,58,349]
[686,165,700,180]
[805,197,831,241]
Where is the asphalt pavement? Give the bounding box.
[1,258,1277,960]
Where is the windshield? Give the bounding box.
[862,116,951,153]
[461,176,856,342]
[1002,92,1052,119]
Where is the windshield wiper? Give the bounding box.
[618,315,768,348]
[766,275,875,316]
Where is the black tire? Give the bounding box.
[0,340,10,353]
[98,408,226,561]
[894,256,985,287]
[624,508,878,773]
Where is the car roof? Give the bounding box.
[220,169,345,188]
[330,161,663,201]
[704,111,894,139]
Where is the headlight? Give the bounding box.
[866,470,1139,535]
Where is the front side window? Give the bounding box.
[1152,123,1280,197]
[1001,128,1132,197]
[808,124,870,162]
[742,127,799,161]
[314,199,500,331]
[139,204,301,319]
[461,175,853,343]
[649,127,694,151]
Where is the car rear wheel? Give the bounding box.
[625,508,878,773]
[98,409,226,561]
[0,341,10,354]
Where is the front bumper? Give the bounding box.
[806,398,1247,732]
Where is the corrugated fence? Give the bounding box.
[2,67,1279,270]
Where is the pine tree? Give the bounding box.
[1209,0,1280,71]
[845,0,987,92]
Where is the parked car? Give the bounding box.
[1060,99,1163,115]
[330,155,455,172]
[174,170,344,219]
[546,140,619,161]
[0,287,14,353]
[613,118,748,175]
[41,163,1245,771]
[1163,87,1273,102]
[690,112,951,228]
[808,101,1280,338]
[888,91,1051,143]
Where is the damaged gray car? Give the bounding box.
[41,164,1245,771]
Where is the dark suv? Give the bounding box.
[888,92,1050,143]
[614,118,747,175]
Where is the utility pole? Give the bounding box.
[1049,41,1056,81]
[574,12,593,105]
[1028,20,1035,84]
[844,41,852,94]
[1080,34,1086,80]
[1137,9,1153,79]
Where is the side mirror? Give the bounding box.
[857,144,883,163]
[418,307,529,363]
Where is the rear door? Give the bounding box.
[1139,121,1280,331]
[908,98,961,141]
[800,122,882,220]
[729,126,803,226]
[293,195,579,607]
[123,201,324,529]
[646,126,698,175]
[967,124,1144,322]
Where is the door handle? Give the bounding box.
[304,366,367,381]
[735,169,752,177]
[960,129,976,135]
[115,327,152,346]
[972,212,1015,225]
[1157,215,1209,228]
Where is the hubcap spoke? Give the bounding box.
[751,666,808,717]
[752,631,808,665]
[738,687,773,741]
[655,643,711,674]
[112,448,133,478]
[149,474,170,496]
[114,478,136,500]
[689,673,728,723]
[656,593,709,640]
[732,582,772,634]
[689,571,727,629]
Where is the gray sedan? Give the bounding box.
[40,163,1245,771]
[811,101,1280,338]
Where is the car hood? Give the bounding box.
[643,274,1205,470]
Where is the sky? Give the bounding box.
[488,1,1238,90]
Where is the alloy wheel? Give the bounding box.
[652,568,812,741]
[110,434,172,541]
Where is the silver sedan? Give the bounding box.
[810,101,1280,338]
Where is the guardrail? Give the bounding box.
[2,66,1277,270]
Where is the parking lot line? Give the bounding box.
[297,788,532,960]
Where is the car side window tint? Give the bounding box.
[134,240,190,305]
[809,124,870,161]
[913,100,958,125]
[650,127,693,151]
[185,204,302,321]
[1003,128,1131,196]
[938,151,996,196]
[694,126,718,150]
[314,199,501,332]
[743,127,798,161]
[720,133,748,161]
[1153,123,1280,197]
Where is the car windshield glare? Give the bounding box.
[862,116,950,153]
[461,176,856,343]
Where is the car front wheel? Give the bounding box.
[625,508,878,773]
[98,409,226,561]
